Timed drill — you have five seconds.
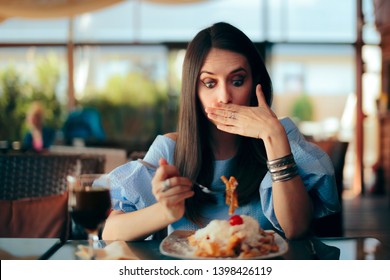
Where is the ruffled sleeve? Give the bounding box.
[260,118,341,232]
[109,135,176,213]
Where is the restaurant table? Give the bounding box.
[1,236,388,260]
[0,238,61,260]
[46,235,389,260]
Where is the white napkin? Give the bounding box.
[75,241,139,260]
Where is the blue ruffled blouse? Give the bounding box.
[109,117,340,237]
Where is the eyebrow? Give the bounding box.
[199,67,248,76]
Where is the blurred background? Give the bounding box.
[0,0,387,199]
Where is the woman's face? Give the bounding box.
[27,110,43,128]
[198,48,253,116]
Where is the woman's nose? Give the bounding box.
[217,84,232,104]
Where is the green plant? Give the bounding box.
[0,66,28,140]
[81,72,173,145]
[30,54,64,130]
[0,54,64,142]
[290,93,314,122]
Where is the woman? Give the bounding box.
[23,101,56,152]
[102,22,340,241]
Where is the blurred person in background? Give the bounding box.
[62,106,105,146]
[22,101,56,152]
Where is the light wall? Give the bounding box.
[273,94,348,121]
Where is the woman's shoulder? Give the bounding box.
[151,132,177,146]
[143,133,177,165]
[163,132,178,141]
[279,117,297,133]
[279,118,333,169]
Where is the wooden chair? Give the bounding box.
[0,153,105,241]
[309,140,349,237]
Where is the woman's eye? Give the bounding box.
[232,79,244,87]
[203,81,216,88]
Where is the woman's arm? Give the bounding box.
[102,158,194,241]
[205,84,314,239]
[102,205,174,241]
[263,125,313,239]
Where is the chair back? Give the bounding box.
[0,153,106,240]
[309,140,349,237]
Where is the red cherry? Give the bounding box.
[229,215,243,226]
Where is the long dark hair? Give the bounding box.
[174,22,273,225]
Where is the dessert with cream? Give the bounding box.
[188,215,279,258]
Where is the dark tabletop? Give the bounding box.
[47,235,389,260]
[1,234,388,260]
[0,238,61,260]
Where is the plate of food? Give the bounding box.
[159,215,288,260]
[160,176,288,259]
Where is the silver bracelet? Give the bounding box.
[268,161,296,173]
[271,165,298,182]
[267,153,295,171]
[267,153,298,182]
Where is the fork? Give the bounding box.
[307,239,320,260]
[137,159,222,194]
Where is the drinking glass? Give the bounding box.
[67,174,111,259]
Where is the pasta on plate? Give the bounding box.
[187,176,279,258]
[188,215,279,258]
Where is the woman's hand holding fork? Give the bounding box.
[151,158,194,222]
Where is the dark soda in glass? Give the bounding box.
[70,188,111,231]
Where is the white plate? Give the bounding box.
[159,230,288,260]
